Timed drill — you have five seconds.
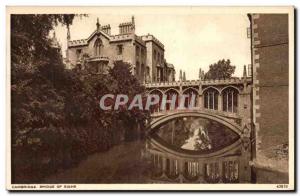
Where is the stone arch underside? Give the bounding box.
[147,111,244,159]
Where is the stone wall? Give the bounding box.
[250,14,289,183]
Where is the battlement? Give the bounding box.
[110,34,135,42]
[68,39,88,47]
[144,77,252,88]
[141,34,164,49]
[119,22,133,27]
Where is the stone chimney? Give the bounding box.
[101,24,111,35]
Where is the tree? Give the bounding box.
[11,14,79,183]
[204,59,236,80]
[11,15,148,183]
[109,61,150,141]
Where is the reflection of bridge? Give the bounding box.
[144,76,253,183]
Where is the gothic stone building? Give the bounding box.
[65,16,175,83]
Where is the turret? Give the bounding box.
[179,70,182,81]
[119,15,135,34]
[96,18,101,33]
[199,68,205,80]
[132,16,135,31]
[243,65,247,78]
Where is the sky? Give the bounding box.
[54,13,251,80]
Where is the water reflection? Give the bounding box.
[153,117,239,153]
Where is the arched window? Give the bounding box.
[165,89,179,111]
[222,88,238,113]
[183,88,198,108]
[223,161,239,183]
[166,159,179,178]
[204,88,219,110]
[204,163,220,183]
[184,161,199,181]
[94,38,102,56]
[149,90,163,113]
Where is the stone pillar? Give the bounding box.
[218,94,222,111]
[198,82,203,109]
[197,94,203,109]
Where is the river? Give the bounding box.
[44,140,152,184]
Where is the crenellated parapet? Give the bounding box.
[144,77,252,89]
[141,34,165,50]
[68,39,88,47]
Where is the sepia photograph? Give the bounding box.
[6,6,294,191]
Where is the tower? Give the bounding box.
[132,15,135,31]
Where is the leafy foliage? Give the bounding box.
[204,59,236,80]
[11,15,148,183]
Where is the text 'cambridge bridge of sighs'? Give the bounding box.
[143,69,253,184]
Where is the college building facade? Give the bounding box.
[64,16,175,83]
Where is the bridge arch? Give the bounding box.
[147,110,244,162]
[146,111,251,183]
[149,111,243,137]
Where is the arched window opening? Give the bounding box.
[222,88,238,113]
[223,161,239,183]
[205,163,220,183]
[184,161,199,181]
[152,154,163,177]
[149,90,163,113]
[165,89,179,111]
[183,88,198,109]
[94,38,102,56]
[166,159,179,178]
[204,88,219,110]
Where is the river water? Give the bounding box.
[44,140,152,183]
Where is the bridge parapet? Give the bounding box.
[144,77,252,88]
[144,77,252,128]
